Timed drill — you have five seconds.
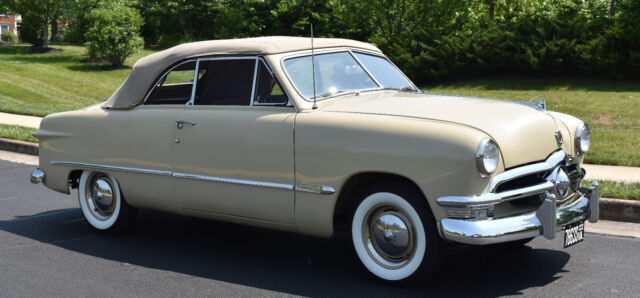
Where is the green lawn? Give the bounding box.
[0,44,637,167]
[0,43,158,117]
[0,124,38,143]
[424,76,640,167]
[583,179,640,201]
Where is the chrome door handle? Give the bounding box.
[176,120,196,129]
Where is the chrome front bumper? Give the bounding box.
[440,182,599,245]
[30,168,45,184]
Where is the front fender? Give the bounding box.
[293,111,497,237]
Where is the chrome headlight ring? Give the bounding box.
[575,122,591,155]
[476,138,499,178]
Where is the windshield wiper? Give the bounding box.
[379,85,420,92]
[313,89,356,99]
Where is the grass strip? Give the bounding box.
[583,179,640,201]
[0,124,38,143]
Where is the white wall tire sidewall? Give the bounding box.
[78,171,121,230]
[352,192,426,281]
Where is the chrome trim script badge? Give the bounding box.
[555,130,564,146]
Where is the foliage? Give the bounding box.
[9,0,62,48]
[59,0,99,44]
[86,0,143,66]
[5,0,640,80]
[17,11,42,44]
[1,30,17,42]
[132,0,640,82]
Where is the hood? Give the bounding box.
[320,92,562,168]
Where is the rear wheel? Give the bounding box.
[78,171,137,233]
[351,183,442,283]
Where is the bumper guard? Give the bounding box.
[440,181,599,245]
[30,168,45,184]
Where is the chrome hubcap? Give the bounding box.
[362,205,415,268]
[85,173,116,220]
[372,214,411,258]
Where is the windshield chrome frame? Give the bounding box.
[280,48,419,102]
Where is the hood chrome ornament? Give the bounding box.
[537,99,546,110]
[529,95,546,111]
[554,130,564,146]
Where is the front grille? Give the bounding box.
[493,194,544,218]
[495,171,550,193]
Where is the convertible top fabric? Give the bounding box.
[102,36,381,109]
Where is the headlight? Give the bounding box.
[575,122,591,155]
[476,138,499,177]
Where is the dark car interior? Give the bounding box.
[146,58,288,106]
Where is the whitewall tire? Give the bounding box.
[351,184,442,282]
[78,171,137,233]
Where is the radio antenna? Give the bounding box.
[311,23,317,109]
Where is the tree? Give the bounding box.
[86,0,143,67]
[59,0,99,43]
[11,0,62,48]
[610,0,616,16]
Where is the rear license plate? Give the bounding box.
[564,220,585,248]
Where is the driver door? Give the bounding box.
[171,57,296,225]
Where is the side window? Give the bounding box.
[146,61,196,105]
[194,59,255,106]
[254,61,288,105]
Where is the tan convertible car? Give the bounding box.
[30,36,599,282]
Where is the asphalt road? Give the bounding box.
[1,158,639,297]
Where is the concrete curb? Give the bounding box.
[600,198,640,223]
[0,138,38,156]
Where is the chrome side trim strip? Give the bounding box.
[50,161,172,176]
[489,150,566,192]
[295,184,336,195]
[173,172,294,191]
[51,161,336,194]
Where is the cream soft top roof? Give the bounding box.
[103,36,381,109]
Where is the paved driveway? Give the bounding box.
[1,159,638,297]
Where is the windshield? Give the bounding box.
[283,51,416,100]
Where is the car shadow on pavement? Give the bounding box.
[0,208,570,296]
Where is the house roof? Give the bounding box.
[103,36,381,109]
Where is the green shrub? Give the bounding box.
[85,0,144,67]
[18,13,43,45]
[0,31,17,43]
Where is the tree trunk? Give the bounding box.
[488,0,495,21]
[42,19,49,48]
[610,0,617,17]
[50,17,58,42]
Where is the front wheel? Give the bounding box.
[78,171,137,233]
[351,184,443,283]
